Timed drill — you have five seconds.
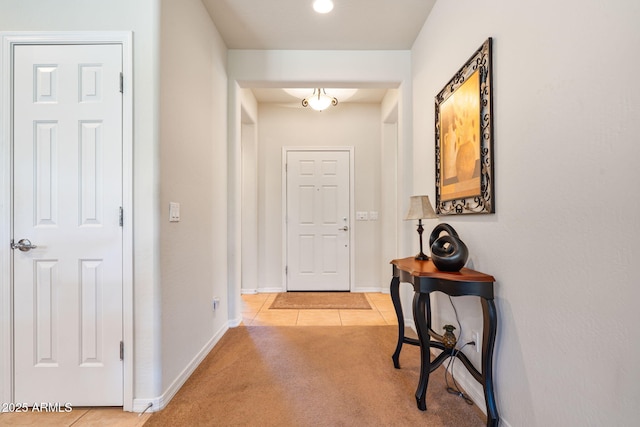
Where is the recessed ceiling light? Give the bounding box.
[313,0,334,14]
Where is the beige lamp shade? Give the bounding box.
[404,195,438,220]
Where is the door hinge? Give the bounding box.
[120,341,124,361]
[119,72,124,93]
[119,207,123,227]
[285,266,288,275]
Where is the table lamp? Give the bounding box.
[404,195,438,260]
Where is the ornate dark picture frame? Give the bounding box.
[435,37,494,215]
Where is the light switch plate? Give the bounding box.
[356,211,368,221]
[369,211,379,221]
[169,202,180,222]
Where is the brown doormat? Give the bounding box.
[269,292,371,310]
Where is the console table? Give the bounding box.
[390,257,499,427]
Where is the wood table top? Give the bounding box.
[391,257,495,283]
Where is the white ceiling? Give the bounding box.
[201,0,436,50]
[202,0,436,104]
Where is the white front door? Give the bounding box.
[12,44,124,405]
[286,150,351,291]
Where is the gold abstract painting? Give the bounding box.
[439,69,481,201]
[435,38,494,215]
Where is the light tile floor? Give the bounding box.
[0,293,396,426]
[0,406,150,427]
[241,292,398,326]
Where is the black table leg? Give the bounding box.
[413,292,431,411]
[481,298,499,427]
[390,275,403,368]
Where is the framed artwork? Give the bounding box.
[435,37,494,215]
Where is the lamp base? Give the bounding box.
[414,252,429,261]
[413,219,429,261]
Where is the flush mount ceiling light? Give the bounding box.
[302,88,338,111]
[284,88,356,102]
[313,0,334,14]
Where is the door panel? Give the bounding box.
[13,44,123,405]
[286,151,350,291]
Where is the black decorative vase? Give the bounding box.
[429,223,469,272]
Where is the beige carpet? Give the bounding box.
[144,326,485,427]
[269,292,371,310]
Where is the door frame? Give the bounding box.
[0,32,134,410]
[281,147,355,292]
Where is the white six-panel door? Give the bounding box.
[286,150,351,291]
[12,44,124,405]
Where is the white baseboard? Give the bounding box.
[258,287,285,293]
[132,398,161,414]
[228,316,243,327]
[249,287,389,293]
[133,322,229,413]
[352,286,386,293]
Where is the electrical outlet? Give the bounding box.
[472,330,481,353]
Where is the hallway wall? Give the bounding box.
[159,0,228,404]
[412,0,640,425]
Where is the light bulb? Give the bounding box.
[313,0,334,14]
[308,93,333,111]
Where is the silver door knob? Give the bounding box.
[338,226,349,231]
[11,239,38,252]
